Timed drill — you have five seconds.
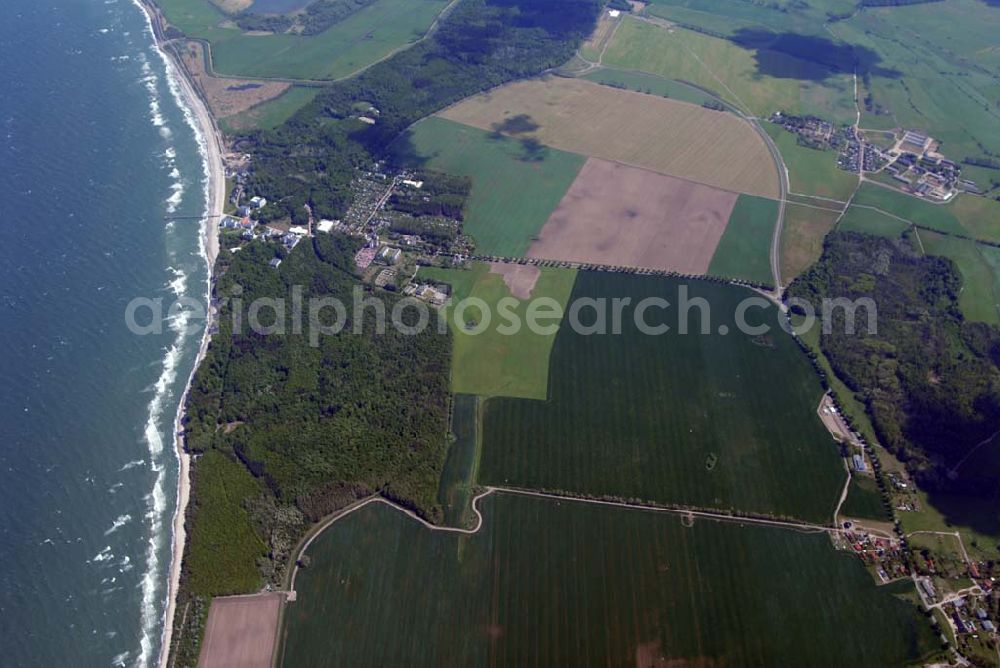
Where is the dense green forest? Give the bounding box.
[186,235,452,521]
[787,232,1000,496]
[170,2,601,661]
[238,0,601,224]
[170,235,451,663]
[236,0,381,34]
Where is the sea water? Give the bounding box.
[0,0,208,664]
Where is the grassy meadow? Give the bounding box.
[394,117,585,257]
[707,194,778,286]
[282,493,940,666]
[764,123,858,202]
[643,0,849,37]
[157,0,448,80]
[916,230,1000,325]
[437,394,482,527]
[578,67,719,107]
[219,86,320,132]
[837,204,909,238]
[601,18,856,124]
[438,76,780,198]
[833,1,1000,165]
[780,203,841,282]
[480,272,846,524]
[840,474,890,523]
[850,184,998,241]
[418,262,578,400]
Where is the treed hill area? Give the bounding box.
[788,232,1000,499]
[235,0,602,225]
[171,235,451,664]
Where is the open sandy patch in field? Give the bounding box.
[198,592,284,668]
[489,262,542,299]
[438,76,779,198]
[178,41,290,119]
[526,159,737,273]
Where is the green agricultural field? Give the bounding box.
[850,184,1000,240]
[916,230,1000,325]
[780,202,840,282]
[601,18,855,123]
[419,262,578,400]
[578,67,718,107]
[707,194,778,286]
[837,204,909,238]
[219,86,320,133]
[393,117,586,256]
[157,0,448,80]
[437,394,482,527]
[832,1,1000,164]
[282,493,940,666]
[480,272,846,524]
[840,474,890,523]
[642,0,853,37]
[764,123,857,202]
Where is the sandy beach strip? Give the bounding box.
[132,1,225,665]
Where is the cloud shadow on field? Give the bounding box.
[489,113,540,137]
[728,28,901,81]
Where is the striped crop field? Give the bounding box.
[281,492,939,666]
[438,76,780,198]
[479,271,846,524]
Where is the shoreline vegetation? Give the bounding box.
[154,0,606,662]
[132,1,225,666]
[132,0,997,664]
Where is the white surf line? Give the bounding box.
[136,0,225,663]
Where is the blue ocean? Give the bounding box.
[0,1,208,664]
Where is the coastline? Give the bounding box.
[131,1,225,665]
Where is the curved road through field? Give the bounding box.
[580,13,789,293]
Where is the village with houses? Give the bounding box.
[220,154,472,306]
[772,112,984,201]
[816,392,1000,661]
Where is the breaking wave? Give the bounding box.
[130,0,213,664]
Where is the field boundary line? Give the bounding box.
[643,17,752,117]
[785,199,846,214]
[489,486,896,538]
[788,191,850,205]
[288,489,495,594]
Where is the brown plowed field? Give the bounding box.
[198,592,284,668]
[526,158,738,273]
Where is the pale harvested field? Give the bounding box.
[489,262,541,299]
[580,10,620,59]
[439,77,779,198]
[526,158,738,273]
[179,41,289,120]
[198,592,284,668]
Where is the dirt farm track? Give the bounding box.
[527,158,738,273]
[439,76,780,199]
